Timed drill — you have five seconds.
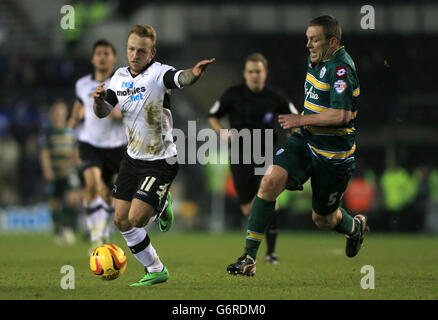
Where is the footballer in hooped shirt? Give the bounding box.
[93,24,214,287]
[227,15,367,277]
[68,39,127,254]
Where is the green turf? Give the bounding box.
[0,231,437,299]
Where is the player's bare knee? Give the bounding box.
[113,215,131,232]
[128,215,146,228]
[257,166,287,200]
[128,209,155,228]
[85,182,99,199]
[99,184,112,203]
[258,175,282,200]
[312,210,337,230]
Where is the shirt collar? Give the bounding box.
[322,45,345,63]
[91,71,114,82]
[128,59,155,78]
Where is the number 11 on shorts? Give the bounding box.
[140,176,156,192]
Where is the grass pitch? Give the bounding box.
[0,231,437,300]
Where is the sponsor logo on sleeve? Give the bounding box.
[334,80,347,94]
[336,66,347,78]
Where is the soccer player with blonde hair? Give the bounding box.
[93,25,214,286]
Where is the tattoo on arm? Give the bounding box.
[93,100,112,118]
[178,69,198,87]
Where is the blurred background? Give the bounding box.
[0,0,437,237]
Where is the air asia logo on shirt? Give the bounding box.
[305,85,319,100]
[335,67,347,78]
[117,81,146,102]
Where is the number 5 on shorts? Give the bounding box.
[328,192,338,206]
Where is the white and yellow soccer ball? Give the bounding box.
[90,244,127,280]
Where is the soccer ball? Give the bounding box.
[90,244,127,280]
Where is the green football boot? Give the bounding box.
[158,192,174,232]
[130,266,169,287]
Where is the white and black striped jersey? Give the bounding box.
[105,60,183,161]
[75,74,127,148]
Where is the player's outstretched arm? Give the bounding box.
[93,83,112,118]
[178,58,215,87]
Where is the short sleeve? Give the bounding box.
[105,73,118,107]
[163,69,184,89]
[208,88,234,118]
[277,94,298,115]
[154,63,181,90]
[329,65,354,111]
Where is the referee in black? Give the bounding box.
[209,53,298,264]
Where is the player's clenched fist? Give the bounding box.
[93,83,106,101]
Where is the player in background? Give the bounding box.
[40,100,81,245]
[227,15,368,276]
[209,53,298,264]
[68,40,127,252]
[93,25,214,286]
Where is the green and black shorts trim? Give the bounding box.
[273,133,355,216]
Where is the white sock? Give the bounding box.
[145,215,157,227]
[101,200,114,239]
[97,208,109,240]
[121,227,163,272]
[85,213,99,242]
[84,197,106,242]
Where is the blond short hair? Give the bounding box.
[245,53,268,70]
[128,25,157,48]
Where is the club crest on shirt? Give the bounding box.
[263,112,274,124]
[334,80,347,94]
[320,66,326,78]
